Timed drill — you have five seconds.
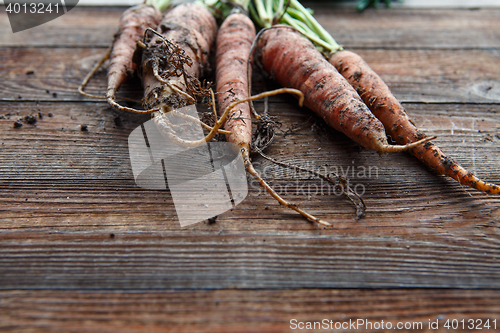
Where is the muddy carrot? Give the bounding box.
[215,6,333,225]
[255,26,432,154]
[215,11,255,150]
[78,3,163,113]
[106,3,162,112]
[134,1,226,146]
[330,50,500,194]
[140,2,216,111]
[257,0,500,195]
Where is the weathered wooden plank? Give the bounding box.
[0,6,122,47]
[1,100,499,192]
[0,101,148,180]
[1,6,500,49]
[1,101,499,205]
[0,48,132,102]
[1,228,500,290]
[353,48,500,104]
[314,7,500,49]
[1,289,499,333]
[2,47,500,103]
[1,101,499,290]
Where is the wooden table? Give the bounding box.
[1,4,500,332]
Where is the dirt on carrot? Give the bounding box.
[134,2,220,144]
[79,4,161,113]
[216,12,255,149]
[215,12,326,225]
[140,2,217,111]
[255,26,433,155]
[108,4,161,107]
[330,49,500,194]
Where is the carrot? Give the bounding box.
[78,3,163,113]
[140,2,279,150]
[140,2,217,112]
[106,4,162,112]
[133,1,228,147]
[255,0,500,195]
[329,50,500,194]
[215,10,334,225]
[215,11,255,150]
[255,26,433,154]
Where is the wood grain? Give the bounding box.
[1,289,499,333]
[313,6,500,49]
[0,6,123,47]
[2,6,500,49]
[1,101,499,289]
[1,5,500,331]
[2,48,500,103]
[1,230,500,290]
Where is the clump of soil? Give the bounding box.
[12,112,44,128]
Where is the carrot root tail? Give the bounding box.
[78,47,111,99]
[457,172,500,195]
[378,136,437,154]
[242,148,332,227]
[107,96,160,114]
[255,148,366,219]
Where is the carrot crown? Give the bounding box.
[203,0,251,20]
[145,0,172,12]
[250,0,342,56]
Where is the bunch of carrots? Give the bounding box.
[79,0,500,227]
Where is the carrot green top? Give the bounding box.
[203,0,251,20]
[145,0,172,12]
[250,0,343,56]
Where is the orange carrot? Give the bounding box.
[216,12,255,150]
[79,4,161,113]
[330,50,500,194]
[107,4,161,111]
[140,2,217,112]
[255,26,433,154]
[134,1,220,146]
[215,13,332,225]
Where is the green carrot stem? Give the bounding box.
[280,13,333,51]
[249,2,264,27]
[146,0,171,12]
[254,0,273,26]
[252,0,342,55]
[287,0,340,50]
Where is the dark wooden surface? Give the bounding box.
[1,4,500,332]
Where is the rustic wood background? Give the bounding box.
[1,3,500,332]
